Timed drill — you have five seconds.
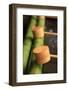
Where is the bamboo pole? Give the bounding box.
[50,54,57,58]
[23,16,37,72]
[44,32,57,36]
[29,16,45,74]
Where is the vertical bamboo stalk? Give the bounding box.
[23,16,37,72]
[29,16,45,74]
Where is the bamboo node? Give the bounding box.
[32,26,44,38]
[38,16,45,19]
[33,45,51,64]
